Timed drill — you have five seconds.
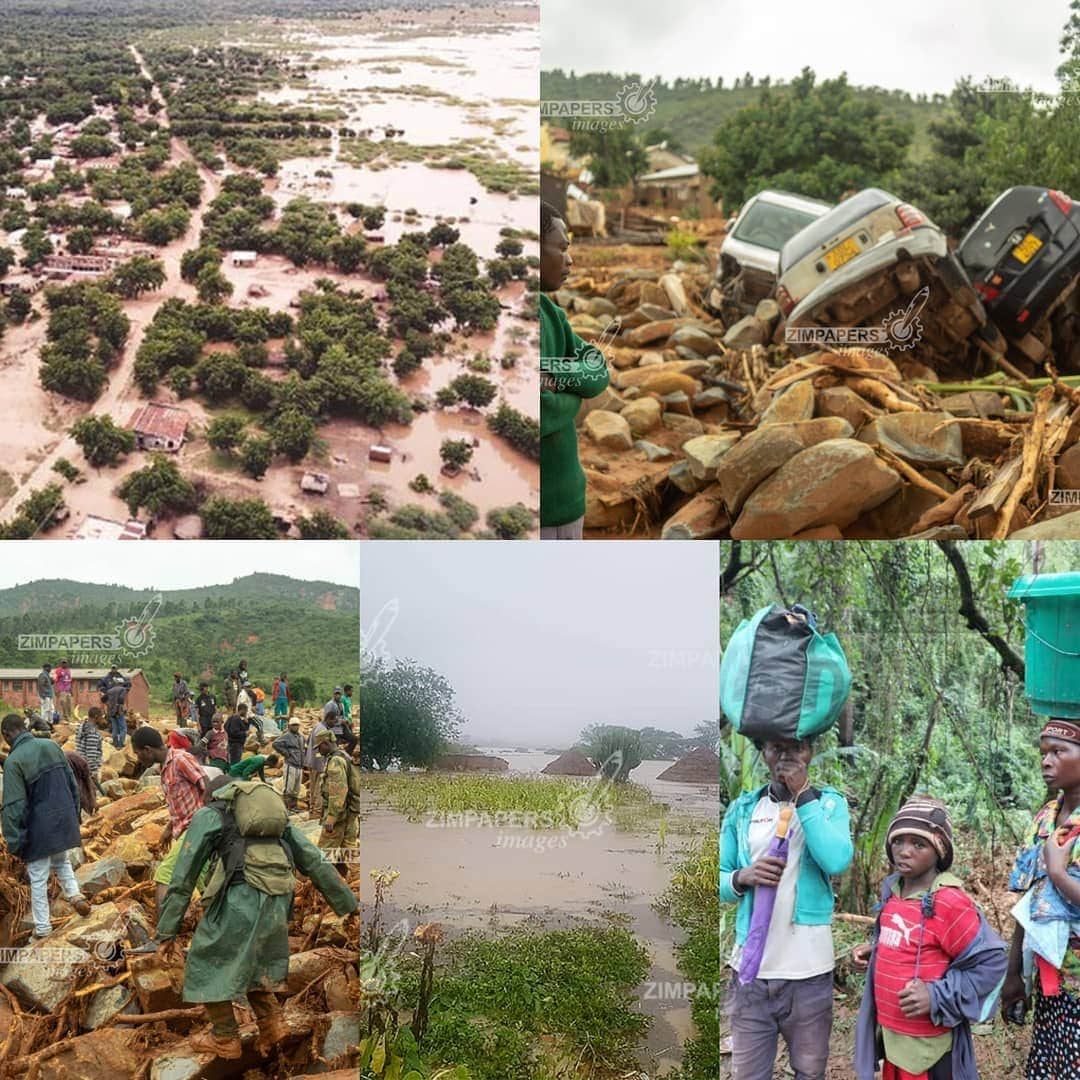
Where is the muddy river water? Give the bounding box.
[361,756,718,1074]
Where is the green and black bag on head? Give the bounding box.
[720,603,851,742]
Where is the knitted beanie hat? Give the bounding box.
[886,794,954,870]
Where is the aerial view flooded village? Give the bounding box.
[0,0,540,540]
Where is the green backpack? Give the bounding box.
[202,780,295,904]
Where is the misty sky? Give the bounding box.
[541,0,1071,96]
[0,542,360,590]
[360,542,719,745]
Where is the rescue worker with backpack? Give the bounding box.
[315,730,361,877]
[153,773,358,1060]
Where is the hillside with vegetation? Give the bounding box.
[0,572,358,703]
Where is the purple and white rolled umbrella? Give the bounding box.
[739,805,793,984]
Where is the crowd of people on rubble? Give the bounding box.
[0,658,361,1062]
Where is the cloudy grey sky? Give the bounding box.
[542,0,1071,96]
[360,542,719,745]
[0,542,359,590]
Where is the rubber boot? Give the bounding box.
[188,1031,243,1059]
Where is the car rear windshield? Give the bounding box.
[732,201,824,252]
[958,187,1045,274]
[780,188,894,272]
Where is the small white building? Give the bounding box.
[231,250,257,267]
[126,402,189,452]
[71,516,148,541]
[5,187,26,199]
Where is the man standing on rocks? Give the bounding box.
[131,725,207,917]
[35,664,54,726]
[539,199,611,540]
[272,717,305,812]
[225,704,253,767]
[316,730,360,877]
[304,713,330,817]
[54,659,73,723]
[195,683,217,736]
[223,669,239,713]
[153,774,358,1060]
[1,713,91,938]
[272,672,291,731]
[104,673,131,749]
[172,672,191,725]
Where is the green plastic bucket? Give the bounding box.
[1008,573,1080,718]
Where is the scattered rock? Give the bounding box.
[693,386,731,411]
[716,417,854,514]
[790,525,845,540]
[682,433,741,481]
[661,485,729,539]
[815,386,882,430]
[634,440,673,462]
[84,984,139,1030]
[639,282,669,307]
[723,316,771,349]
[638,350,664,367]
[668,460,704,495]
[637,371,701,398]
[760,380,816,425]
[1010,511,1080,539]
[613,360,708,389]
[670,325,718,357]
[860,411,965,468]
[659,273,691,316]
[638,303,677,321]
[731,439,902,538]
[583,297,618,318]
[1,939,93,1011]
[583,411,634,451]
[939,390,1007,419]
[620,398,662,436]
[662,414,705,436]
[624,319,687,348]
[1056,443,1080,491]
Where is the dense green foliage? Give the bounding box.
[720,540,1080,914]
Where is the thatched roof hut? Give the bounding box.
[656,746,720,783]
[541,749,598,777]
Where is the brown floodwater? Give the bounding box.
[361,799,698,1074]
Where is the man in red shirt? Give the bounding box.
[132,725,206,917]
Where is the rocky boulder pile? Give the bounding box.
[556,266,1080,539]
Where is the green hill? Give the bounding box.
[0,573,358,706]
[541,70,948,161]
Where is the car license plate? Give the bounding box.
[1012,232,1043,264]
[823,237,860,271]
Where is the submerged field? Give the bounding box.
[360,771,720,1079]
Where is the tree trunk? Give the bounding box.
[935,540,1025,680]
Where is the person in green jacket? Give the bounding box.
[154,778,359,1060]
[540,200,611,538]
[720,736,853,1080]
[227,753,279,782]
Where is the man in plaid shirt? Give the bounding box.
[132,726,207,916]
